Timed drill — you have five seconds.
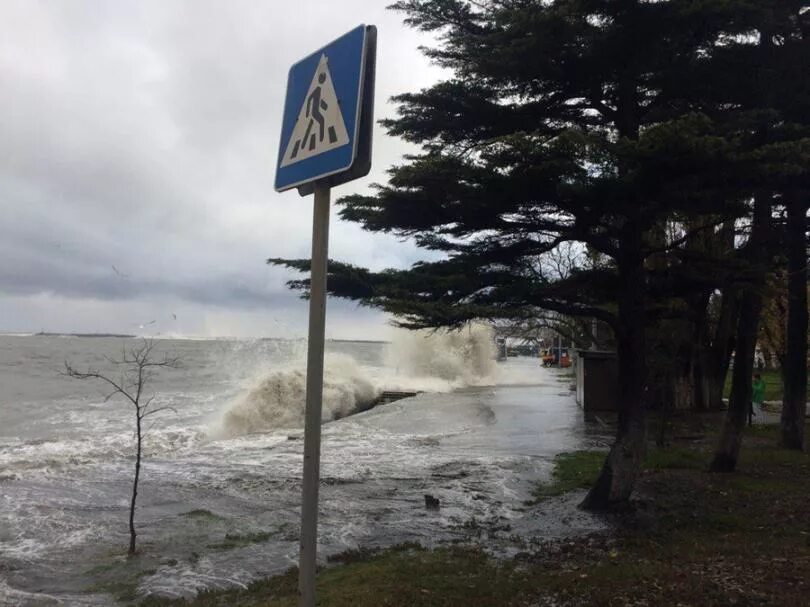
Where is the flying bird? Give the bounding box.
[111,265,129,279]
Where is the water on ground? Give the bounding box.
[0,331,610,605]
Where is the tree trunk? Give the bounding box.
[702,222,740,410]
[710,289,764,471]
[582,73,647,511]
[582,246,647,510]
[129,412,142,555]
[705,289,741,410]
[684,222,714,411]
[673,371,692,411]
[680,309,700,412]
[780,193,808,450]
[711,195,769,472]
[761,347,774,370]
[692,303,710,411]
[693,351,709,411]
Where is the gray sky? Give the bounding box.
[0,1,444,339]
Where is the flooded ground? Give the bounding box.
[0,335,611,605]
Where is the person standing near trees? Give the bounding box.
[751,373,766,425]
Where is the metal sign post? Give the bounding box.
[274,24,376,607]
[298,183,330,606]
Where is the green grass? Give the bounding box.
[643,445,707,471]
[530,444,709,503]
[139,545,533,607]
[723,368,784,402]
[84,556,160,603]
[529,450,605,501]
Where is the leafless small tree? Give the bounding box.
[64,339,180,555]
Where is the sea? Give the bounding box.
[0,328,609,606]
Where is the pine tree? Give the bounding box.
[686,1,810,463]
[271,1,803,506]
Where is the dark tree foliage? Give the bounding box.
[271,1,809,505]
[687,1,810,463]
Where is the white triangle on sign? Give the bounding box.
[280,54,350,167]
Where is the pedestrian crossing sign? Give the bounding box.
[275,25,376,193]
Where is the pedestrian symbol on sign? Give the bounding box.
[280,54,350,167]
[273,24,376,607]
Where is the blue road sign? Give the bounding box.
[275,25,375,193]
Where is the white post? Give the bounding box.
[298,183,330,607]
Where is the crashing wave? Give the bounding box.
[217,323,498,437]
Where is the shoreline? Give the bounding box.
[135,419,810,607]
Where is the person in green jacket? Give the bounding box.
[750,373,766,425]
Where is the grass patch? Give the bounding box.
[140,546,530,607]
[723,368,788,402]
[531,444,708,503]
[724,474,797,494]
[530,450,604,501]
[85,556,159,603]
[326,542,423,565]
[644,445,706,471]
[326,546,379,564]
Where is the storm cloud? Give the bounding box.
[0,1,442,338]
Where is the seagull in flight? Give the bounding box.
[111,265,129,279]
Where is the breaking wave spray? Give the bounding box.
[216,323,498,437]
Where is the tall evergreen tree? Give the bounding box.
[771,3,810,451]
[683,1,810,463]
[271,1,787,507]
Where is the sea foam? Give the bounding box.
[216,323,498,437]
